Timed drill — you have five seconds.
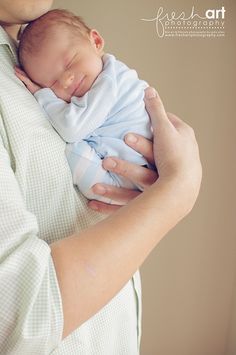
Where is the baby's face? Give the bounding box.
[24,28,104,102]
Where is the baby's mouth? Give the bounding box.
[71,76,85,96]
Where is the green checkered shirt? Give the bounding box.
[0,26,141,355]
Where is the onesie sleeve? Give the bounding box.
[34,72,117,143]
[0,131,63,354]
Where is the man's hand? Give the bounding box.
[88,134,158,214]
[14,66,42,94]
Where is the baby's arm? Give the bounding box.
[15,66,42,93]
[34,75,116,143]
[15,67,116,143]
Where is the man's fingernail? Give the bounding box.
[94,185,106,195]
[126,134,137,144]
[145,87,157,99]
[104,158,117,169]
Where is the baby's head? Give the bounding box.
[18,9,105,102]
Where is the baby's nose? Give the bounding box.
[61,72,75,89]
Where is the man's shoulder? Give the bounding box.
[0,26,18,66]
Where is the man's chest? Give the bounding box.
[0,55,103,242]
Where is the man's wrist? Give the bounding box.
[153,173,195,219]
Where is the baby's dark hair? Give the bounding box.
[18,9,91,68]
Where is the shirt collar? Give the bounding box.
[0,25,18,62]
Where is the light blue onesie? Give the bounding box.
[34,54,154,204]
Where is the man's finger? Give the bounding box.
[102,157,158,189]
[167,112,185,126]
[124,134,155,165]
[144,87,173,132]
[88,200,121,215]
[167,112,195,137]
[92,183,140,204]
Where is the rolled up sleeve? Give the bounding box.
[0,136,64,354]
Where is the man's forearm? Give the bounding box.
[51,176,189,339]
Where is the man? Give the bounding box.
[0,1,202,354]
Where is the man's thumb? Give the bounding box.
[144,87,170,131]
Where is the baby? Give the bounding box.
[16,9,154,204]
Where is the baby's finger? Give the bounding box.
[15,71,25,80]
[15,72,31,87]
[14,70,26,80]
[14,66,27,76]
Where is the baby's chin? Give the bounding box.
[65,91,86,102]
[72,79,92,99]
[56,93,72,103]
[57,90,86,103]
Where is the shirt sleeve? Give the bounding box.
[0,134,64,354]
[34,73,117,143]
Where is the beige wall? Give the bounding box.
[227,273,236,354]
[53,0,236,354]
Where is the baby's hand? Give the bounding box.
[14,66,42,94]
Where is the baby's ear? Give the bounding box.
[90,29,105,53]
